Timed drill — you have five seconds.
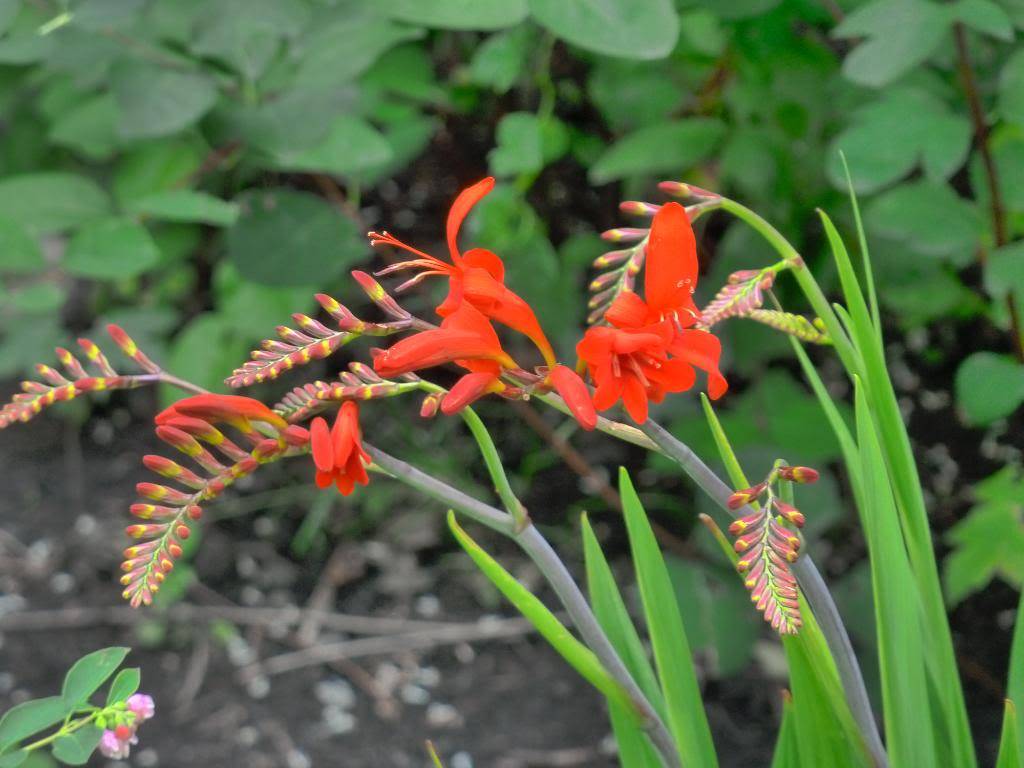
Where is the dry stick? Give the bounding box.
[953,22,1024,361]
[635,418,889,768]
[365,445,683,768]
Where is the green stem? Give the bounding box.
[21,713,98,752]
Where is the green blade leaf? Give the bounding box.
[61,647,129,710]
[446,511,640,719]
[770,692,800,768]
[997,700,1021,768]
[1008,590,1024,755]
[618,468,718,767]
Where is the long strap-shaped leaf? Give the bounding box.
[446,512,642,722]
[581,514,665,767]
[618,469,719,767]
[997,700,1021,768]
[854,381,937,768]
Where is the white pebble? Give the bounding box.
[451,751,473,768]
[425,702,461,729]
[400,684,430,705]
[315,679,356,709]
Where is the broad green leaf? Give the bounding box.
[1001,50,1024,127]
[0,173,110,235]
[690,0,781,18]
[827,88,972,193]
[128,190,239,226]
[528,0,679,60]
[580,515,664,767]
[50,727,102,766]
[469,27,531,93]
[383,0,526,29]
[834,0,952,87]
[854,382,938,768]
[0,697,67,753]
[292,9,422,88]
[0,751,25,767]
[0,217,43,274]
[362,45,446,103]
[997,700,1021,768]
[955,353,1024,424]
[191,0,308,80]
[226,189,362,286]
[62,647,129,709]
[589,119,725,184]
[70,0,146,30]
[944,468,1024,604]
[9,284,64,315]
[864,181,981,266]
[0,0,18,33]
[271,116,393,176]
[587,59,683,132]
[447,512,641,718]
[112,138,207,205]
[951,0,1015,40]
[48,93,119,161]
[489,112,543,177]
[618,469,718,767]
[64,218,160,280]
[105,668,141,705]
[112,61,218,139]
[986,242,1024,303]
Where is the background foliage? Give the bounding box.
[2,0,1024,759]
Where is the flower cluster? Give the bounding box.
[726,465,818,635]
[97,693,155,760]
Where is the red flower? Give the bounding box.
[370,178,555,366]
[156,394,287,432]
[374,303,513,414]
[310,402,370,495]
[548,364,597,431]
[576,202,727,422]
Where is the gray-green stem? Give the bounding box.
[635,418,887,768]
[365,444,683,768]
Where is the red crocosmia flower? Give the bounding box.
[374,303,515,379]
[642,201,700,327]
[548,364,597,431]
[370,178,556,366]
[310,401,370,495]
[156,394,286,431]
[576,322,699,423]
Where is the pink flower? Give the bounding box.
[126,693,155,721]
[99,728,135,759]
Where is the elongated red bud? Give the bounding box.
[778,465,819,484]
[727,482,766,510]
[774,500,806,528]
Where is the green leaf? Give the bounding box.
[528,0,679,60]
[70,0,146,30]
[489,112,543,177]
[955,352,1024,424]
[292,9,422,88]
[112,61,218,140]
[469,27,531,93]
[944,467,1024,604]
[1009,590,1024,756]
[163,313,247,403]
[271,116,393,176]
[587,59,684,132]
[9,283,65,315]
[0,697,67,753]
[190,0,308,80]
[0,751,26,768]
[48,93,119,161]
[50,727,102,766]
[986,241,1024,304]
[446,512,641,718]
[864,181,981,266]
[827,88,972,193]
[0,173,110,235]
[226,189,362,286]
[112,138,206,205]
[0,217,43,274]
[1001,50,1024,126]
[589,119,725,184]
[834,0,952,87]
[61,647,129,709]
[618,469,719,767]
[383,0,526,29]
[64,218,161,280]
[997,700,1021,768]
[951,0,1015,40]
[128,190,239,226]
[770,693,799,768]
[105,668,141,705]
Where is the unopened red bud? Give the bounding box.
[657,181,691,197]
[775,500,806,528]
[420,394,441,418]
[779,466,819,484]
[283,425,310,446]
[601,227,648,243]
[727,482,766,510]
[619,201,661,216]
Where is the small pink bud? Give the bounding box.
[127,693,155,721]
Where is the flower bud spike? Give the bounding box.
[107,324,161,374]
[77,337,117,376]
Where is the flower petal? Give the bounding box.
[441,371,501,414]
[447,178,494,265]
[550,365,597,431]
[645,202,699,316]
[310,417,333,473]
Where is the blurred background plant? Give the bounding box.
[1,0,1024,764]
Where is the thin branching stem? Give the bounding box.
[365,444,683,768]
[635,418,888,768]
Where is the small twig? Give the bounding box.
[174,634,211,717]
[953,22,1024,360]
[245,616,538,678]
[312,173,364,228]
[296,543,366,646]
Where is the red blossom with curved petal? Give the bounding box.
[310,402,370,496]
[549,364,597,431]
